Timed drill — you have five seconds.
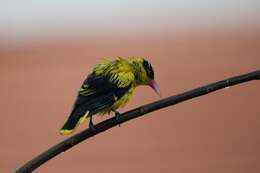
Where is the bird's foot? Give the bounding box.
[112,110,121,127]
[88,117,96,131]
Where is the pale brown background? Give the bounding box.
[1,1,260,173]
[1,31,260,173]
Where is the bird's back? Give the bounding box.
[69,58,135,116]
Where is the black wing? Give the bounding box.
[71,73,131,118]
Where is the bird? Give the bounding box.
[60,57,160,135]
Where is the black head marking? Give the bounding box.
[143,59,154,79]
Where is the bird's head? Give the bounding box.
[136,58,161,97]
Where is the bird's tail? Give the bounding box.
[60,111,90,135]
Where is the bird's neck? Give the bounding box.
[127,58,148,86]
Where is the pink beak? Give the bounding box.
[149,80,161,97]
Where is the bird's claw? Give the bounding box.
[113,110,121,127]
[88,117,96,131]
[89,123,96,131]
[116,114,121,127]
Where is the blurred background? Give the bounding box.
[0,0,259,172]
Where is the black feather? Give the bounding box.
[143,59,154,79]
[71,73,131,119]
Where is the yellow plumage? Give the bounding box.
[60,57,160,135]
[60,111,89,135]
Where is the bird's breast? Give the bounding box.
[110,87,134,111]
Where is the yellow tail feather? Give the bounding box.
[59,111,89,135]
[59,129,75,135]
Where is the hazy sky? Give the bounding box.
[1,0,259,42]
